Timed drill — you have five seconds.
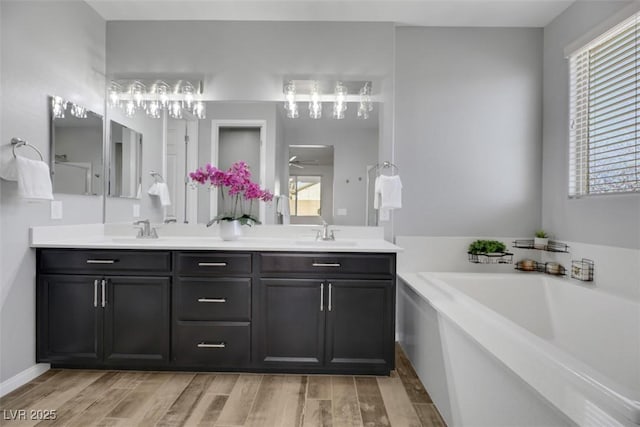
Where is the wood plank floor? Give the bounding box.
[0,345,446,427]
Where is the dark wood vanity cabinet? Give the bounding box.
[255,253,396,375]
[172,252,252,368]
[36,248,395,375]
[36,250,171,367]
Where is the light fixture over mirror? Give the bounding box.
[283,79,373,120]
[108,79,206,120]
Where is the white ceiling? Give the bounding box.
[86,0,575,27]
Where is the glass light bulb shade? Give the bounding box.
[182,84,194,109]
[125,100,136,117]
[285,102,299,118]
[309,101,322,119]
[70,103,87,118]
[108,88,120,108]
[146,100,161,118]
[357,104,370,119]
[131,82,145,108]
[157,84,170,109]
[169,101,183,119]
[51,96,67,119]
[333,103,345,119]
[193,101,206,119]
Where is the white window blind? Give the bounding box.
[569,12,640,197]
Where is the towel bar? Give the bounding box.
[11,138,44,161]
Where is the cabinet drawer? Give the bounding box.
[39,249,171,274]
[175,278,251,321]
[173,323,250,366]
[176,252,252,276]
[259,253,394,276]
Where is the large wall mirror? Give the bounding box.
[50,96,104,196]
[104,99,381,226]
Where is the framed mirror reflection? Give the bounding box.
[49,96,104,196]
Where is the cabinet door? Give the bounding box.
[325,280,394,373]
[256,279,325,368]
[37,275,102,364]
[103,276,170,366]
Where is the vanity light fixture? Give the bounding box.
[282,79,373,119]
[107,79,205,119]
[51,96,90,119]
[309,81,322,119]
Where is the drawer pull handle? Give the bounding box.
[197,342,226,349]
[320,283,324,311]
[86,259,116,264]
[197,298,227,303]
[198,262,227,267]
[312,263,341,267]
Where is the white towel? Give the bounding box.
[276,195,290,225]
[148,182,172,206]
[378,175,402,209]
[15,156,54,200]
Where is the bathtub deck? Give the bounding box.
[0,344,446,427]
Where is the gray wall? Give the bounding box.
[542,1,640,249]
[394,27,543,238]
[0,1,105,382]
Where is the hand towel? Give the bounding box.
[379,175,402,209]
[15,156,54,200]
[148,182,172,206]
[276,195,291,225]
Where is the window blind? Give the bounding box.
[569,12,640,196]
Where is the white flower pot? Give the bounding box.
[220,220,243,241]
[534,237,548,249]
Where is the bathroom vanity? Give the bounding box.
[32,225,399,376]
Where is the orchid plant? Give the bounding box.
[189,161,273,226]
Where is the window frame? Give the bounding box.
[568,11,640,198]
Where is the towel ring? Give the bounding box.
[11,138,44,161]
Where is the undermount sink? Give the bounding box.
[294,240,358,247]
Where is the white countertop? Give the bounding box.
[30,223,402,253]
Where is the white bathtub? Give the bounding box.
[397,272,640,427]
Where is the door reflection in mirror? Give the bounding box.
[109,121,142,198]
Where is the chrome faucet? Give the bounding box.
[134,219,158,239]
[315,220,335,241]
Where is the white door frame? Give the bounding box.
[210,120,267,222]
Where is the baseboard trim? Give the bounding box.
[0,363,50,398]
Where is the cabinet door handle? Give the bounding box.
[320,283,324,311]
[86,259,116,264]
[198,262,227,267]
[197,342,226,349]
[328,283,333,312]
[312,263,341,267]
[93,280,99,307]
[101,279,106,308]
[197,298,227,303]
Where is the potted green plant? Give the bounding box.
[534,230,549,249]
